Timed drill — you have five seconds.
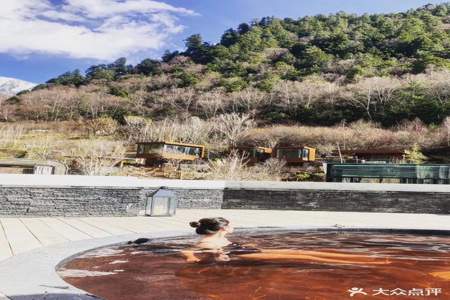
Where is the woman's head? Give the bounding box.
[189,217,233,235]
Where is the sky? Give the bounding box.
[0,0,448,83]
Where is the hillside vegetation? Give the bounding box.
[0,4,449,178]
[1,3,448,127]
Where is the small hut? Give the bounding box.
[235,146,273,164]
[273,145,316,165]
[136,141,207,165]
[0,159,67,175]
[339,149,405,163]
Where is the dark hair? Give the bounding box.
[189,217,230,235]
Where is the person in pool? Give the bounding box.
[181,217,242,262]
[181,217,392,265]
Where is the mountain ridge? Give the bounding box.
[0,76,36,96]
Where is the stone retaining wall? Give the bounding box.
[0,175,449,216]
[222,189,450,214]
[0,185,223,217]
[173,189,223,209]
[0,186,145,217]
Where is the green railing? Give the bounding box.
[326,164,450,184]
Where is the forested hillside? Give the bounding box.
[1,3,450,178]
[2,3,450,127]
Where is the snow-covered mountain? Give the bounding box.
[0,76,36,96]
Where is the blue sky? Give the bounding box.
[0,0,447,83]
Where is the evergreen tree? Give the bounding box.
[135,59,161,76]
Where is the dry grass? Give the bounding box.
[64,139,126,175]
[238,119,448,154]
[0,124,25,148]
[119,114,255,151]
[207,151,285,181]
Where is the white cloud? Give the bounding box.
[0,0,196,60]
[64,0,195,18]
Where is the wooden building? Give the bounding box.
[235,146,273,164]
[136,141,207,165]
[273,145,316,164]
[0,159,67,175]
[339,149,405,163]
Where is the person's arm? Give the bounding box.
[180,249,200,263]
[238,249,391,265]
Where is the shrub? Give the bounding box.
[86,117,118,136]
[109,86,129,98]
[206,152,285,181]
[220,77,248,92]
[64,139,126,175]
[207,151,249,180]
[404,143,428,164]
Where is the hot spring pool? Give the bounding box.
[58,230,450,300]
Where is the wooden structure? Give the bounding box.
[339,149,405,163]
[235,146,273,164]
[0,159,67,175]
[273,145,316,164]
[136,141,207,165]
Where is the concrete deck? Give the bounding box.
[2,210,450,261]
[1,210,450,299]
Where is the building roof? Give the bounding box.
[137,141,205,148]
[274,144,315,149]
[340,149,405,156]
[236,146,273,153]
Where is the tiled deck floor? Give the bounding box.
[1,209,450,262]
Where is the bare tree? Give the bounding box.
[213,113,256,147]
[155,87,196,115]
[207,151,249,180]
[346,77,402,120]
[412,71,450,105]
[196,90,227,118]
[207,151,285,181]
[274,79,338,114]
[119,116,151,143]
[85,117,118,137]
[230,87,267,112]
[131,117,217,146]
